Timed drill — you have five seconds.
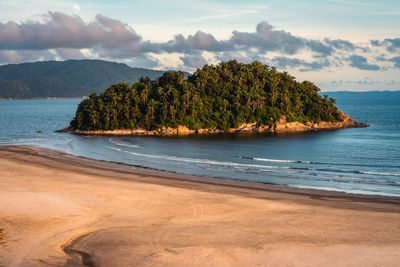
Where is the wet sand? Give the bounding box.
[0,145,399,266]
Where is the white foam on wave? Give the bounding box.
[359,171,400,177]
[251,157,400,169]
[119,150,289,170]
[108,137,141,148]
[104,147,399,188]
[253,157,295,163]
[105,147,397,178]
[106,145,122,152]
[252,157,314,164]
[257,168,299,175]
[292,184,400,197]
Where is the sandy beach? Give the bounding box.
[0,145,399,267]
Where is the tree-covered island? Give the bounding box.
[66,60,368,135]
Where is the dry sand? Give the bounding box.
[0,145,399,267]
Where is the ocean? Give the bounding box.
[1,91,399,196]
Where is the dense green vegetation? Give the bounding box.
[71,60,342,131]
[0,59,166,98]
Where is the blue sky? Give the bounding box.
[0,0,399,91]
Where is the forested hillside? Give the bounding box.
[0,60,166,98]
[71,60,342,131]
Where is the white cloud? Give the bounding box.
[73,3,80,11]
[0,11,399,90]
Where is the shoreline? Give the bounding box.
[2,145,399,207]
[61,111,369,136]
[0,97,86,100]
[2,145,399,204]
[1,145,399,266]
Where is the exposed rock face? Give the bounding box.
[59,111,368,136]
[264,111,369,134]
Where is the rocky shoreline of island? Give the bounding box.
[59,111,368,136]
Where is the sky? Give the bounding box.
[0,0,399,91]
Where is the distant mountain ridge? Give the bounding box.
[0,60,168,98]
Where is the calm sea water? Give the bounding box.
[1,92,399,196]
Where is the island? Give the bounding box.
[62,60,368,135]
